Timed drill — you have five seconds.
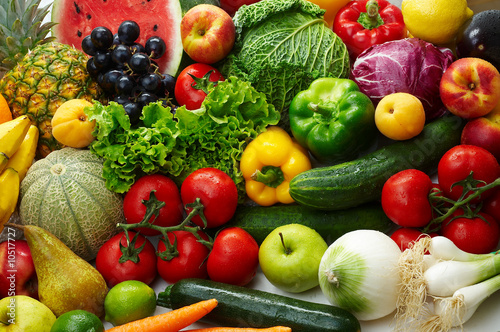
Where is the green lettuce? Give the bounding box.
[220,0,350,128]
[86,76,280,199]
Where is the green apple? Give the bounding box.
[0,295,56,331]
[258,223,328,293]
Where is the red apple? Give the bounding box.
[220,0,261,17]
[440,57,500,119]
[461,101,500,161]
[180,4,236,64]
[0,240,38,299]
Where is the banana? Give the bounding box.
[0,167,20,233]
[5,125,39,182]
[0,115,31,174]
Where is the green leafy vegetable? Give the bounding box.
[86,76,280,200]
[220,0,350,128]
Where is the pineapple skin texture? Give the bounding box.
[0,42,104,158]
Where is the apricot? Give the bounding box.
[51,99,96,148]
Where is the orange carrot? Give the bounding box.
[106,298,218,332]
[181,327,292,332]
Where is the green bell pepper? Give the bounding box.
[289,77,378,164]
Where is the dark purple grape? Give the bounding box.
[91,26,114,51]
[123,102,142,124]
[81,35,97,56]
[101,69,123,94]
[137,92,157,107]
[115,74,136,96]
[145,36,166,59]
[129,53,150,74]
[161,74,176,96]
[129,43,146,55]
[93,51,112,70]
[114,95,130,105]
[86,57,100,78]
[112,33,121,46]
[118,21,140,45]
[112,44,132,66]
[139,73,161,92]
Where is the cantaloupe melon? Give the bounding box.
[19,148,123,261]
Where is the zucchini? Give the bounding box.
[158,278,360,332]
[289,114,465,210]
[220,202,394,244]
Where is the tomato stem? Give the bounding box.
[424,174,500,233]
[118,191,214,261]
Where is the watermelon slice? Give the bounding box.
[51,0,184,76]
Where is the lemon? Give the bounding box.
[104,280,157,327]
[50,310,104,332]
[401,0,473,45]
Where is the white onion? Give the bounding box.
[318,229,402,321]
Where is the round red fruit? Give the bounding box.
[381,169,434,228]
[207,227,259,286]
[123,174,184,236]
[437,145,500,203]
[220,0,261,16]
[96,231,157,288]
[174,63,225,110]
[441,209,500,254]
[156,229,210,284]
[181,167,238,229]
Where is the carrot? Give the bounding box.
[181,327,292,332]
[106,298,218,332]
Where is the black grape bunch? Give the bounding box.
[82,20,176,124]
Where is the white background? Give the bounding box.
[37,0,500,330]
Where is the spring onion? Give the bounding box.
[318,230,402,321]
[428,236,496,262]
[420,273,500,331]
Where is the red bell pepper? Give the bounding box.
[333,0,407,59]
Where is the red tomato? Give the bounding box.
[482,189,500,224]
[220,0,261,16]
[123,174,184,236]
[181,168,238,229]
[381,169,434,228]
[441,209,500,254]
[437,145,500,203]
[207,227,259,286]
[390,228,437,252]
[174,63,225,110]
[156,229,210,283]
[95,231,157,288]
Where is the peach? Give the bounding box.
[461,101,500,161]
[440,57,500,119]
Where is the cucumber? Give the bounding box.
[221,202,394,244]
[157,278,361,332]
[289,114,465,210]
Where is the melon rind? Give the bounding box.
[19,148,123,261]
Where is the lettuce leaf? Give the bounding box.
[220,0,350,128]
[86,77,279,199]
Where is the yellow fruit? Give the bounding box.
[5,125,39,182]
[401,0,473,45]
[0,167,20,232]
[51,99,96,148]
[307,0,352,29]
[375,92,426,141]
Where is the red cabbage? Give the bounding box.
[351,38,455,120]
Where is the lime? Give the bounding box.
[104,280,157,326]
[50,310,104,332]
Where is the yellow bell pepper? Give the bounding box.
[240,126,312,206]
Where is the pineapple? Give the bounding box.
[0,42,104,158]
[0,0,55,76]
